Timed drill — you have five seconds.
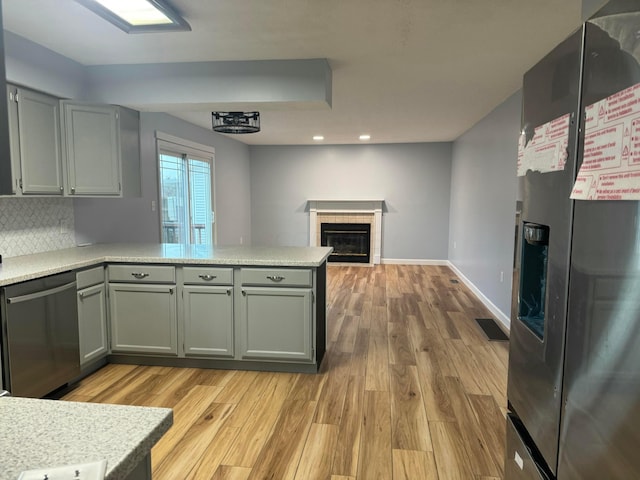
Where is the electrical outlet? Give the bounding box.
[240,236,243,245]
[453,241,457,249]
[500,271,504,283]
[151,200,156,212]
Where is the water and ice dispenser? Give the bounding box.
[518,222,550,340]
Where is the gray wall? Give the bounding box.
[448,91,521,325]
[4,31,87,100]
[249,143,452,260]
[74,113,251,246]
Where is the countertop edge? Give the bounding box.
[0,245,333,286]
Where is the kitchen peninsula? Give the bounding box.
[0,244,332,397]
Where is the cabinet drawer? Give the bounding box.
[241,268,312,287]
[108,264,175,284]
[77,266,105,289]
[183,267,233,285]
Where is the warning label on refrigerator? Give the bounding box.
[571,82,640,200]
[517,113,571,176]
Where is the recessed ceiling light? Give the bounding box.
[359,134,371,141]
[313,135,325,141]
[76,0,191,33]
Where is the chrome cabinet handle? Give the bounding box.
[227,288,232,295]
[131,272,149,279]
[199,274,217,281]
[266,275,285,282]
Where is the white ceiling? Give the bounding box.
[2,0,583,145]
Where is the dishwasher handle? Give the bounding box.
[6,281,77,304]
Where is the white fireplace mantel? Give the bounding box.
[308,200,384,264]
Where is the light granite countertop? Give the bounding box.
[0,396,172,480]
[0,244,334,286]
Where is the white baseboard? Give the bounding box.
[447,262,511,332]
[381,258,449,266]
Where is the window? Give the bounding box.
[156,133,215,245]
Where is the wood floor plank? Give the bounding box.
[294,423,339,480]
[365,332,390,392]
[443,376,500,478]
[392,449,438,480]
[66,363,138,397]
[446,338,491,395]
[151,385,223,469]
[468,394,507,478]
[184,426,240,480]
[469,344,508,408]
[332,375,365,477]
[154,402,235,479]
[222,373,298,468]
[415,351,457,422]
[314,353,350,425]
[247,400,317,480]
[357,390,392,480]
[336,314,360,353]
[389,364,431,451]
[430,421,476,480]
[349,327,369,377]
[388,321,417,365]
[210,466,252,480]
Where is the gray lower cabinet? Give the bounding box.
[78,282,108,366]
[109,283,178,355]
[239,287,313,361]
[183,285,234,357]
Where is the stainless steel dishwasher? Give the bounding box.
[1,271,80,398]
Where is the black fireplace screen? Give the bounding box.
[321,223,371,263]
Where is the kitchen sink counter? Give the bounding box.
[0,243,333,286]
[0,396,172,480]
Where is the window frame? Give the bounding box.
[155,131,216,245]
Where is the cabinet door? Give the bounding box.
[63,102,121,196]
[6,85,21,194]
[78,283,108,366]
[239,287,312,361]
[17,88,63,195]
[109,283,177,355]
[183,285,234,357]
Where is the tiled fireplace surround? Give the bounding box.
[308,200,383,265]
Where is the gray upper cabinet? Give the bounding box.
[3,84,141,198]
[8,85,64,195]
[61,102,121,196]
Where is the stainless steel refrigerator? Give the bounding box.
[506,1,640,478]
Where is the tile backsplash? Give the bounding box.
[0,197,76,258]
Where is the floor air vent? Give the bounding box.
[475,318,509,341]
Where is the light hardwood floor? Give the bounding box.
[63,264,509,480]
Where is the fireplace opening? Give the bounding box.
[321,223,371,263]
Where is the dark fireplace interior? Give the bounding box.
[321,223,371,263]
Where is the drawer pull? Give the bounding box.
[131,272,150,279]
[227,288,232,295]
[266,275,285,282]
[198,274,217,281]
